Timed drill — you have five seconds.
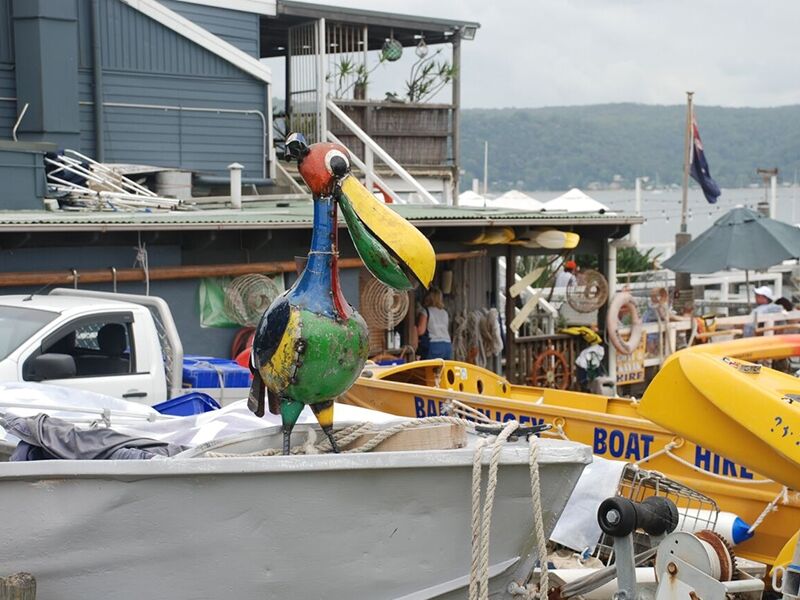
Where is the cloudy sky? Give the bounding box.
[284,0,800,109]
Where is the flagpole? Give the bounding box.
[675,91,694,297]
[680,92,694,233]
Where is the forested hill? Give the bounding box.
[459,103,800,191]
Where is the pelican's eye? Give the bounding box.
[325,149,350,177]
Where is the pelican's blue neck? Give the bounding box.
[290,195,339,317]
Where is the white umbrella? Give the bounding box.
[544,188,611,214]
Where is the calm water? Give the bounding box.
[525,186,800,258]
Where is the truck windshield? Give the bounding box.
[0,305,59,361]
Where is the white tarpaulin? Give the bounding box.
[0,382,407,448]
[458,189,544,211]
[494,189,544,211]
[457,190,489,207]
[543,188,611,214]
[550,455,627,552]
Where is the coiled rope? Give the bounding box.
[452,313,469,362]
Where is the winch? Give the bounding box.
[596,496,764,600]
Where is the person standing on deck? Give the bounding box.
[743,286,784,337]
[416,288,452,360]
[555,260,578,288]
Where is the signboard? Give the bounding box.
[616,333,647,385]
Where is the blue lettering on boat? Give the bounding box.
[592,428,655,461]
[413,397,545,427]
[414,396,425,418]
[694,445,753,479]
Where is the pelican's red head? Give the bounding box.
[290,138,351,197]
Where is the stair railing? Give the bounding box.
[326,132,404,204]
[326,99,439,205]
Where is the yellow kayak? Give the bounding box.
[641,346,800,573]
[640,352,800,490]
[681,333,800,362]
[344,358,800,565]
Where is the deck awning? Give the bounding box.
[260,0,480,57]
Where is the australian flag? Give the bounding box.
[689,117,721,204]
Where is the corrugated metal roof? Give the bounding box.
[0,204,642,232]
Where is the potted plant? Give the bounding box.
[353,64,369,100]
[327,57,356,98]
[404,47,457,103]
[328,56,387,100]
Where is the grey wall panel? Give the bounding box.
[90,72,265,174]
[0,68,15,139]
[77,69,94,156]
[72,1,268,173]
[0,0,12,63]
[101,72,266,108]
[78,104,96,157]
[99,0,247,78]
[161,0,260,57]
[77,0,91,68]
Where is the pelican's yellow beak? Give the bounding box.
[338,175,436,290]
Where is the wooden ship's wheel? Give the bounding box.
[528,346,571,389]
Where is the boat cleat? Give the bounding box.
[474,423,551,441]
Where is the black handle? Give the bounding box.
[597,496,678,537]
[122,391,148,399]
[636,496,679,536]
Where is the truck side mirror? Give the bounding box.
[25,353,77,382]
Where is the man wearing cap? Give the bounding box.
[555,260,578,288]
[743,286,784,337]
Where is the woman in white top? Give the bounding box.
[416,288,452,360]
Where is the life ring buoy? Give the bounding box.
[606,292,643,355]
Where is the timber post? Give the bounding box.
[504,246,516,382]
[0,573,36,600]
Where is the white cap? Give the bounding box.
[753,286,775,300]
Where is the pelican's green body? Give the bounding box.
[248,135,435,454]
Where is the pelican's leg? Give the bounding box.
[280,397,305,455]
[247,369,265,417]
[310,400,339,453]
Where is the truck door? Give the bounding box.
[21,312,158,404]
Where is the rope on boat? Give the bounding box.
[477,421,519,600]
[634,438,787,535]
[660,446,774,485]
[443,398,494,423]
[633,439,680,466]
[747,486,789,534]
[469,434,490,600]
[206,416,477,457]
[528,431,549,600]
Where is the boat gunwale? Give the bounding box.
[0,440,591,481]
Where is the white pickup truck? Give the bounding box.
[0,288,212,406]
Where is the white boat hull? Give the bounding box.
[0,428,590,599]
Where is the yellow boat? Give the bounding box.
[343,351,800,565]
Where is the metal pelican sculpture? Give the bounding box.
[248,133,436,454]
